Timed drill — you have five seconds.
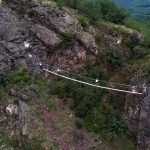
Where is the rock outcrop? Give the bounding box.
[0,0,98,73]
[31,24,62,49]
[125,74,150,150]
[0,0,149,149]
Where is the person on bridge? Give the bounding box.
[143,86,147,94]
[131,86,137,94]
[39,62,43,69]
[95,78,99,85]
[57,69,60,73]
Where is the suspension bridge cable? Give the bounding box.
[45,65,145,89]
[43,68,144,95]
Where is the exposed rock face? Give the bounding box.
[76,32,98,55]
[1,1,149,149]
[0,7,21,41]
[0,112,7,123]
[31,24,62,49]
[0,0,98,73]
[19,100,30,136]
[125,74,150,150]
[30,6,98,55]
[137,92,150,150]
[53,42,88,70]
[131,32,145,46]
[30,6,79,33]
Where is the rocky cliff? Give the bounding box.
[0,0,98,74]
[0,0,150,150]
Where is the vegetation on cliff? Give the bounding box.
[0,0,150,149]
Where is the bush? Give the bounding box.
[75,119,83,129]
[144,64,150,76]
[107,47,123,67]
[77,16,88,30]
[95,34,102,44]
[133,46,148,59]
[144,36,150,47]
[61,32,75,48]
[125,37,134,49]
[125,19,150,37]
[50,79,104,117]
[55,0,129,25]
[100,0,129,24]
[85,104,127,140]
[12,68,30,83]
[0,68,30,87]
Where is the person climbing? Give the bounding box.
[28,53,33,58]
[143,86,147,94]
[24,41,30,48]
[131,86,137,93]
[39,62,43,69]
[95,78,99,83]
[56,68,60,74]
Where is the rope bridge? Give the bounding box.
[40,64,146,95]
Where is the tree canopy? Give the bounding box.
[55,0,129,24]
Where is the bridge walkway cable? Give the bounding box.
[41,65,146,95]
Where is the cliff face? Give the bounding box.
[0,0,98,74]
[0,0,150,150]
[124,73,150,150]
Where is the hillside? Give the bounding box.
[113,0,150,20]
[0,0,150,150]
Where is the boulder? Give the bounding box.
[10,89,17,96]
[76,32,98,55]
[31,25,62,49]
[20,94,30,102]
[6,104,18,115]
[30,6,79,33]
[131,32,145,46]
[0,112,7,123]
[0,7,21,41]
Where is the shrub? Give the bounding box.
[100,0,129,24]
[12,68,30,83]
[0,73,10,87]
[125,37,134,49]
[144,64,150,76]
[55,0,129,25]
[144,36,150,47]
[61,32,75,49]
[0,68,30,87]
[77,16,88,30]
[75,119,83,129]
[95,34,102,44]
[107,47,123,67]
[85,104,127,140]
[50,79,104,117]
[133,46,148,59]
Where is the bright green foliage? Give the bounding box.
[30,76,50,100]
[77,16,88,30]
[0,68,30,87]
[125,19,150,37]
